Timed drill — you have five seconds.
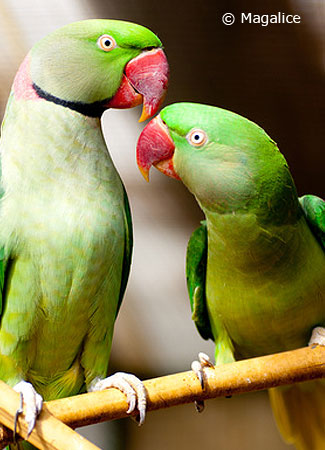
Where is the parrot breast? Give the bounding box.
[205,211,325,358]
[0,97,125,397]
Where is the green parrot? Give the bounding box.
[0,19,169,447]
[136,102,325,450]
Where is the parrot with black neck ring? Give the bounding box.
[0,19,169,447]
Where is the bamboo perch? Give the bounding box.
[1,345,325,449]
[0,381,100,450]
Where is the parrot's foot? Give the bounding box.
[191,352,214,390]
[89,372,147,425]
[191,352,214,413]
[13,381,43,437]
[309,326,325,346]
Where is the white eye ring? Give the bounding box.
[186,128,208,147]
[97,35,117,52]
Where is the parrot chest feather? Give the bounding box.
[205,212,325,357]
[0,99,125,381]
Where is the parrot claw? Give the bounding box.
[191,360,205,389]
[191,352,214,413]
[308,326,325,347]
[13,392,23,442]
[89,372,147,425]
[191,352,214,390]
[198,351,214,368]
[13,381,43,438]
[194,400,205,413]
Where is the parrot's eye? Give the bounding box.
[186,129,208,147]
[97,35,117,52]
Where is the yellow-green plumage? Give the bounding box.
[205,211,325,359]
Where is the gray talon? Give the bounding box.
[197,369,205,390]
[26,418,36,438]
[309,327,325,346]
[13,392,24,442]
[89,372,147,425]
[191,352,214,391]
[13,380,43,437]
[191,352,215,413]
[194,400,205,413]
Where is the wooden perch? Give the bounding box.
[1,345,324,449]
[0,381,100,450]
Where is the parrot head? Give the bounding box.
[136,102,298,217]
[15,19,169,120]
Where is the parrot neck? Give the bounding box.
[0,95,117,196]
[13,53,107,117]
[32,83,107,118]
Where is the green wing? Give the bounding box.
[115,184,133,317]
[186,221,213,340]
[299,195,325,250]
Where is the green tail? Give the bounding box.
[269,379,325,450]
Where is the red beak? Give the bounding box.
[107,48,169,122]
[136,115,179,181]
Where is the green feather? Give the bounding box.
[299,195,325,249]
[186,220,213,340]
[116,184,133,317]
